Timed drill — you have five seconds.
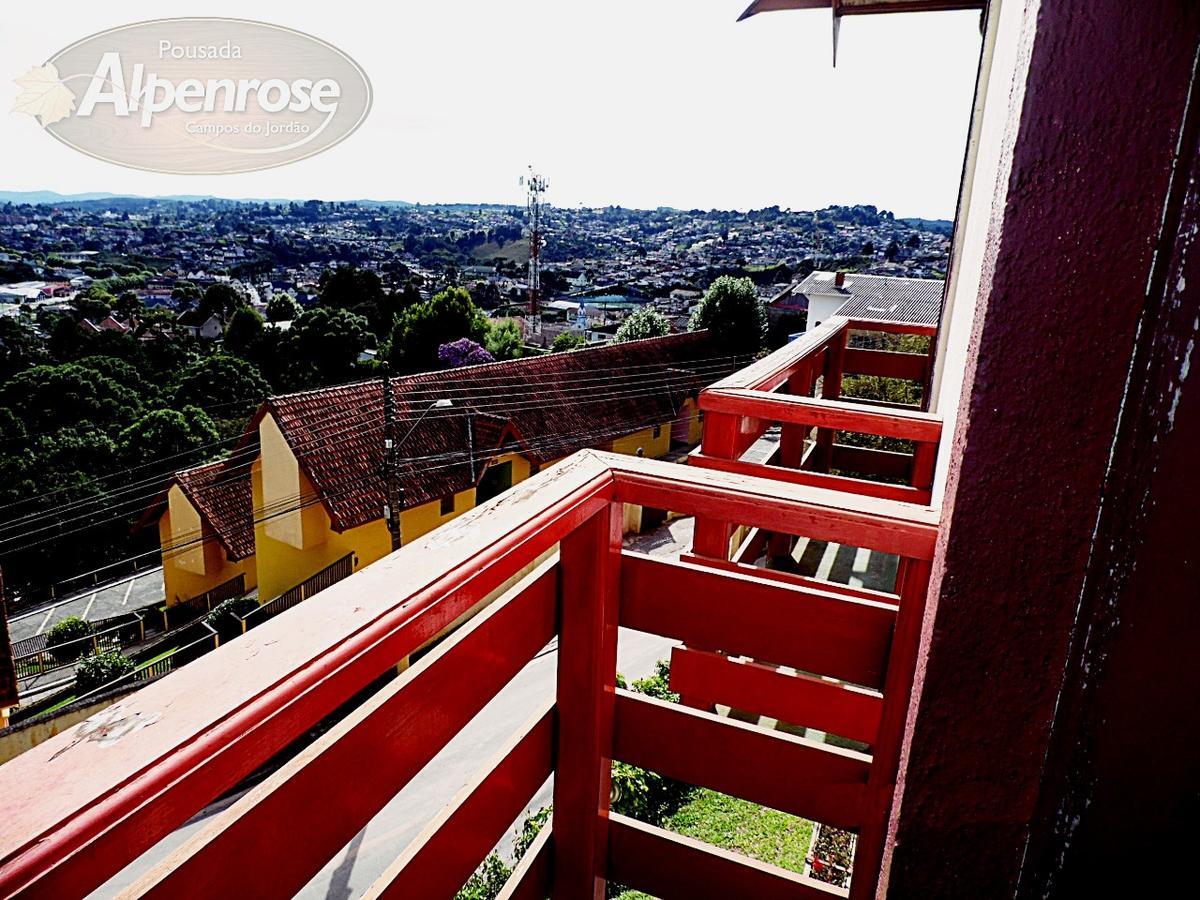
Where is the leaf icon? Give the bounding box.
[12,63,76,126]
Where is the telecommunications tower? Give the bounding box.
[520,166,548,331]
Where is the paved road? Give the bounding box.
[6,568,164,645]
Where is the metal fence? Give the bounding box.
[161,573,247,630]
[11,613,147,680]
[238,555,353,634]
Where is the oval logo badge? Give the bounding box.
[12,18,372,174]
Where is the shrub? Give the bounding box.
[45,616,95,662]
[688,275,767,356]
[615,306,671,343]
[205,595,261,638]
[76,650,135,693]
[551,331,586,352]
[438,338,494,368]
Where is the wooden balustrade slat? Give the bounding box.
[612,691,871,830]
[608,813,847,900]
[124,562,559,900]
[669,647,883,745]
[621,552,896,689]
[362,701,554,899]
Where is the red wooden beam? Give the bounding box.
[829,444,914,481]
[669,647,883,746]
[612,690,871,830]
[608,462,939,561]
[850,558,932,900]
[692,410,741,559]
[552,503,623,900]
[621,553,896,689]
[676,553,901,605]
[0,456,614,900]
[814,326,847,471]
[607,813,844,900]
[125,564,559,899]
[709,319,849,393]
[842,348,929,381]
[691,453,931,505]
[843,318,937,337]
[700,390,942,445]
[363,700,554,899]
[497,814,554,900]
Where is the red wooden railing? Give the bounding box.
[690,315,940,563]
[0,448,937,899]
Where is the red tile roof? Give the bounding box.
[171,455,255,561]
[262,332,732,532]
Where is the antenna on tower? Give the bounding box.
[522,166,548,333]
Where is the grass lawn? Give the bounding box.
[666,789,813,872]
[613,789,814,899]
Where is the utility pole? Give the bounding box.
[382,366,404,552]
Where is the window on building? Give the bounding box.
[440,495,455,516]
[652,425,663,439]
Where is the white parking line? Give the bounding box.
[121,579,136,605]
[34,608,55,635]
[81,591,99,620]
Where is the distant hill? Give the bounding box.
[898,216,954,235]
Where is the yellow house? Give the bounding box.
[153,332,728,607]
[153,457,257,606]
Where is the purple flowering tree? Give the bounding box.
[438,338,494,367]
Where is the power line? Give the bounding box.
[0,377,723,550]
[0,357,743,536]
[0,351,746,515]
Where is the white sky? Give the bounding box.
[0,2,982,217]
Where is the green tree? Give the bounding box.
[224,306,265,358]
[112,290,144,321]
[0,318,45,376]
[319,265,401,337]
[484,320,523,360]
[117,406,219,473]
[615,307,671,343]
[0,362,143,434]
[205,596,261,639]
[171,355,270,419]
[266,293,301,322]
[199,282,244,320]
[71,288,113,322]
[551,331,586,352]
[76,650,136,693]
[689,275,766,356]
[386,287,489,373]
[46,616,95,662]
[285,307,371,387]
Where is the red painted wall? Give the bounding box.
[886,1,1200,895]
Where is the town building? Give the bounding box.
[152,333,724,608]
[769,270,943,333]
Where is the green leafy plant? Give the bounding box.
[45,615,95,662]
[75,649,135,693]
[615,307,671,343]
[551,331,586,352]
[205,596,261,639]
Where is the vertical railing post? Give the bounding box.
[910,441,936,495]
[769,366,816,560]
[691,409,739,560]
[552,501,622,900]
[814,328,847,472]
[850,556,933,900]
